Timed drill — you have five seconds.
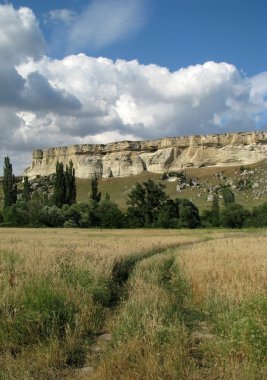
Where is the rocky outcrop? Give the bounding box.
[24,131,267,179]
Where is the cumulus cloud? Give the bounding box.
[0,5,80,109]
[0,4,45,64]
[18,55,267,143]
[0,3,266,174]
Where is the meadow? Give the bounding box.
[0,228,266,379]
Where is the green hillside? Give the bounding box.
[77,160,267,211]
[1,160,266,212]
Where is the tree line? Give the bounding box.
[1,156,267,228]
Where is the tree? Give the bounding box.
[40,205,65,227]
[65,160,76,205]
[211,194,220,226]
[222,187,235,206]
[90,173,101,203]
[220,203,250,228]
[178,198,200,228]
[3,201,29,226]
[3,156,17,207]
[155,199,180,228]
[127,180,167,226]
[22,176,31,202]
[250,202,267,227]
[98,200,126,228]
[53,162,66,208]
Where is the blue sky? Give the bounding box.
[9,0,267,75]
[0,0,266,172]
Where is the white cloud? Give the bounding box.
[17,55,267,146]
[0,4,45,64]
[0,4,81,109]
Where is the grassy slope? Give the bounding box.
[77,160,267,211]
[1,160,266,211]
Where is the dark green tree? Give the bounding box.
[155,199,180,228]
[3,156,17,207]
[250,202,267,227]
[222,187,235,206]
[127,180,167,226]
[90,174,101,203]
[53,162,66,208]
[22,176,31,202]
[98,200,126,228]
[211,194,220,226]
[220,203,250,228]
[178,198,200,228]
[65,160,76,205]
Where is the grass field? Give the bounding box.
[0,227,266,379]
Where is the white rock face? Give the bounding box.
[24,131,267,179]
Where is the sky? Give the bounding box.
[0,0,266,173]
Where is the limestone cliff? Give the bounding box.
[24,131,267,179]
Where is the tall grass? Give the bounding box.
[0,228,266,379]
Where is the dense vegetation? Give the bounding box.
[1,157,267,229]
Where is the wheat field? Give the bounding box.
[0,227,266,379]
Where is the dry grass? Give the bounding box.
[0,228,209,277]
[0,227,266,379]
[177,233,267,304]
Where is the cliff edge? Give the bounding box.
[24,131,267,179]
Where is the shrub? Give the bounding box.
[64,219,77,228]
[2,201,29,226]
[39,205,65,227]
[220,203,250,228]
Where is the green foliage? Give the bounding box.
[3,156,17,207]
[211,194,220,226]
[250,202,267,227]
[53,160,76,208]
[27,198,45,226]
[127,180,167,226]
[220,203,250,228]
[65,160,76,205]
[2,201,29,226]
[97,200,126,228]
[222,187,235,206]
[53,162,66,208]
[63,203,88,227]
[22,176,31,202]
[90,173,101,203]
[155,199,179,228]
[178,198,200,228]
[39,205,65,227]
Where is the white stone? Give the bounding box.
[24,131,267,179]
